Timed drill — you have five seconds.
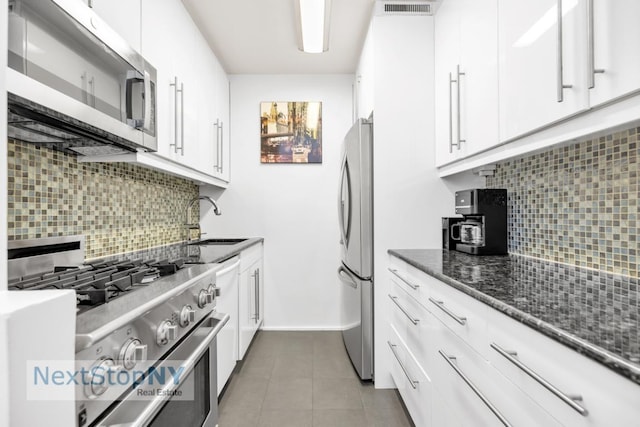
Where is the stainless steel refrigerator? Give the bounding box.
[337,116,373,381]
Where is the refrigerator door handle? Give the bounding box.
[337,155,351,246]
[337,266,358,289]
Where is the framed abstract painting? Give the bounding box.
[260,101,322,163]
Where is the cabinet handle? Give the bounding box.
[216,120,224,173]
[586,0,605,89]
[557,0,573,102]
[87,0,93,7]
[439,350,512,427]
[81,72,88,105]
[388,294,419,325]
[219,121,224,174]
[213,120,220,172]
[253,269,259,322]
[448,72,458,153]
[428,297,466,325]
[388,268,419,290]
[213,120,224,174]
[179,82,185,155]
[490,342,588,416]
[388,341,418,389]
[88,76,96,108]
[170,77,180,154]
[455,64,466,150]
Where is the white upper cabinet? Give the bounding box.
[498,0,589,141]
[140,0,229,180]
[435,0,499,167]
[141,0,185,162]
[588,0,640,107]
[83,0,141,52]
[210,56,230,182]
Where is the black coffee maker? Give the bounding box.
[449,188,507,255]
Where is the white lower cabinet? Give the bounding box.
[486,308,640,426]
[238,243,264,359]
[214,243,265,395]
[387,254,640,427]
[432,321,562,427]
[215,256,240,396]
[388,325,431,427]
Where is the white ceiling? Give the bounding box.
[181,0,376,75]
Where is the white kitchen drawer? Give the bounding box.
[434,324,562,427]
[388,324,408,394]
[388,259,430,308]
[486,308,640,427]
[424,275,489,358]
[387,324,431,427]
[388,278,437,377]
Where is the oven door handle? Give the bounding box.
[98,311,230,427]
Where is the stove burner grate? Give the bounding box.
[8,257,188,310]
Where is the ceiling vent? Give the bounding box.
[375,1,440,16]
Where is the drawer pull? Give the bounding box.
[388,268,419,290]
[388,294,419,325]
[439,350,512,427]
[490,342,588,416]
[388,341,418,389]
[429,297,467,325]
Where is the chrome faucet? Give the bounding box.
[184,196,222,241]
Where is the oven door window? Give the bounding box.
[149,350,211,427]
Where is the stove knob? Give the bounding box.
[156,320,178,345]
[207,284,221,297]
[197,289,213,308]
[119,338,148,370]
[85,358,121,398]
[179,305,196,327]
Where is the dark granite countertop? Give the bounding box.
[388,249,640,385]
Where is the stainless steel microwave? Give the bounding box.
[7,0,157,155]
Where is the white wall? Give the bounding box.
[1,0,8,290]
[360,15,483,388]
[1,0,9,422]
[201,74,354,330]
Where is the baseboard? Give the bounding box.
[259,326,343,331]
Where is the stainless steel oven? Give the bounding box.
[94,311,229,427]
[8,236,229,427]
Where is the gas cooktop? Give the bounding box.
[7,235,199,315]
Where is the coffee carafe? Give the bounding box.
[451,189,507,255]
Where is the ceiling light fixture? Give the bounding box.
[295,0,332,53]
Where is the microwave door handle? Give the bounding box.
[142,70,152,132]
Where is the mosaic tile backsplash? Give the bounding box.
[486,126,639,279]
[7,140,199,259]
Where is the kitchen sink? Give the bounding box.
[189,238,248,246]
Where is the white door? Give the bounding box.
[588,0,640,107]
[458,0,499,156]
[141,0,181,162]
[434,0,462,166]
[214,257,240,395]
[498,0,589,141]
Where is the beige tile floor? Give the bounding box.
[218,331,415,427]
